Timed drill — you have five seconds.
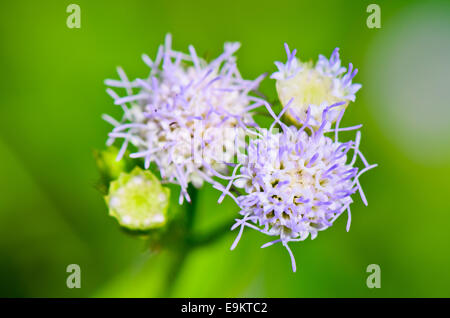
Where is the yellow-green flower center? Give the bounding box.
[106,167,170,231]
[275,64,346,124]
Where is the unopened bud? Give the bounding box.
[105,167,170,231]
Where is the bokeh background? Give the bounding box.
[1,0,449,297]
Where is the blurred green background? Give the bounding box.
[1,0,449,297]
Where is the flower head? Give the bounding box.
[104,34,264,203]
[211,102,376,272]
[271,45,362,127]
[106,167,170,231]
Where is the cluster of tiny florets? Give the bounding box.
[102,38,376,273]
[212,102,376,272]
[209,42,374,271]
[104,34,264,203]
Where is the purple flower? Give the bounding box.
[103,34,265,203]
[210,101,377,272]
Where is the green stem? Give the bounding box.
[161,185,198,296]
[160,185,237,296]
[185,185,199,231]
[187,217,235,248]
[160,247,189,297]
[161,219,234,296]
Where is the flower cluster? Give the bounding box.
[104,34,264,203]
[101,38,376,272]
[272,44,362,127]
[209,44,375,272]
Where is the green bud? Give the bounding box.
[94,146,127,182]
[105,167,170,231]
